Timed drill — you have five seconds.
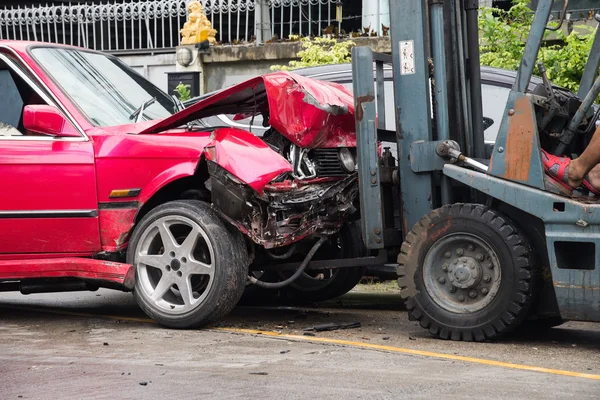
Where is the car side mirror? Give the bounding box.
[23,104,80,137]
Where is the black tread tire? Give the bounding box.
[245,222,367,304]
[397,204,536,341]
[128,200,248,328]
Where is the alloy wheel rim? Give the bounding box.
[135,215,215,314]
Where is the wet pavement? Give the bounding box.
[1,286,599,399]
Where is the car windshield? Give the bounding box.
[30,47,176,127]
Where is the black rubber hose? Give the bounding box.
[248,237,328,289]
[265,243,297,260]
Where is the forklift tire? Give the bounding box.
[397,204,536,341]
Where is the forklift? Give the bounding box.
[351,0,600,341]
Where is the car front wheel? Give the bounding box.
[127,200,248,328]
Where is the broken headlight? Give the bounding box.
[338,148,356,173]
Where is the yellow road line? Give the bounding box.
[2,304,600,381]
[213,327,600,381]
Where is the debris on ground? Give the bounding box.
[303,322,361,332]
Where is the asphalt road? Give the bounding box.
[1,287,599,399]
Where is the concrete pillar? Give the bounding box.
[175,45,205,95]
[255,0,272,44]
[362,0,390,36]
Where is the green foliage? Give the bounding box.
[174,82,191,102]
[271,36,355,71]
[539,30,596,92]
[479,0,596,93]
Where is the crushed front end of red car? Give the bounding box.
[139,72,359,249]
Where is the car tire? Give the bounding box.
[397,204,537,341]
[128,200,248,328]
[244,222,367,304]
[282,222,367,302]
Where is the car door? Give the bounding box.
[0,53,100,255]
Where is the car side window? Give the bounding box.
[341,80,398,158]
[0,69,25,136]
[481,84,511,143]
[0,62,51,138]
[341,81,396,131]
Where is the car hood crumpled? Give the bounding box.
[137,71,357,149]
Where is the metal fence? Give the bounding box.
[0,0,341,52]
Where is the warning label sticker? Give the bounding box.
[400,40,415,75]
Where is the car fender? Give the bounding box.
[137,159,201,205]
[98,159,202,253]
[203,127,292,194]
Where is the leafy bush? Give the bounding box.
[479,0,596,93]
[175,82,191,102]
[272,36,355,71]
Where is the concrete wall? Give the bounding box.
[202,59,294,93]
[199,41,303,93]
[116,37,392,95]
[175,37,392,95]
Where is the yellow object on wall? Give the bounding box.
[180,0,217,45]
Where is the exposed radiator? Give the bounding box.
[313,149,347,177]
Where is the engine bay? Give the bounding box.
[208,129,359,249]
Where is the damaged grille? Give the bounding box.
[313,149,347,177]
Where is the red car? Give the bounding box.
[0,41,361,327]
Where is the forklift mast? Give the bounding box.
[353,0,600,340]
[353,0,487,248]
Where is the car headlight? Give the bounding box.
[339,148,356,173]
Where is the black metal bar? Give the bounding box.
[376,61,387,130]
[254,249,388,272]
[377,129,397,142]
[372,52,393,64]
[445,0,468,153]
[430,0,452,205]
[383,228,403,247]
[465,0,485,159]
